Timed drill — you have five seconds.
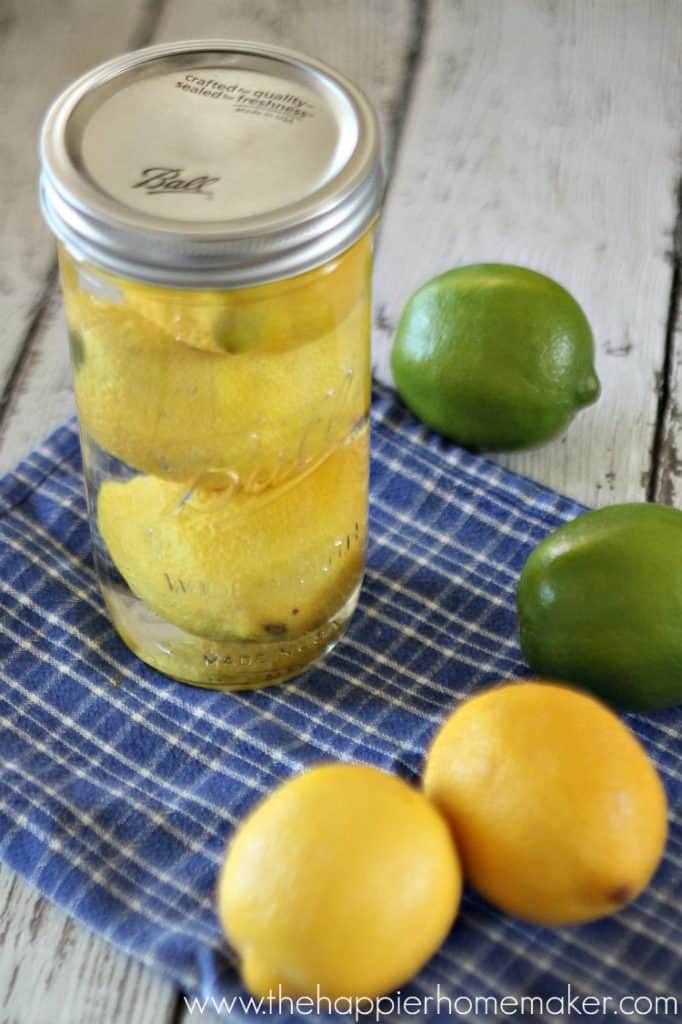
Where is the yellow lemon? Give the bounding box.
[97,430,368,641]
[71,303,369,487]
[217,764,461,999]
[60,250,370,486]
[423,680,667,926]
[117,233,372,355]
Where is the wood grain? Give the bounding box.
[0,0,154,400]
[653,214,682,507]
[372,0,682,507]
[0,293,74,475]
[0,864,177,1024]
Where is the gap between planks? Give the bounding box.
[650,180,682,504]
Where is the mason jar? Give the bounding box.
[39,40,382,690]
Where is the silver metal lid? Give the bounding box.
[40,40,382,287]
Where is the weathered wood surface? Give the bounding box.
[0,0,153,424]
[0,868,177,1024]
[0,1,681,1022]
[372,0,682,508]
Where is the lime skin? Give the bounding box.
[517,503,682,711]
[391,263,600,451]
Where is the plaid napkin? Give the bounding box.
[0,387,679,1022]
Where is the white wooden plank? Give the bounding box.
[373,0,682,507]
[0,2,677,1021]
[0,863,177,1024]
[0,0,153,392]
[0,294,75,475]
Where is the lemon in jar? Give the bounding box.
[97,430,368,641]
[117,233,372,355]
[67,296,369,487]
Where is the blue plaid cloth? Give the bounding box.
[0,387,679,1022]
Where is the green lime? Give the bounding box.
[391,264,600,450]
[517,503,682,710]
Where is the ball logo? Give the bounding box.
[132,167,220,198]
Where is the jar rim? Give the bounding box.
[40,39,383,288]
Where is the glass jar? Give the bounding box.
[39,40,381,690]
